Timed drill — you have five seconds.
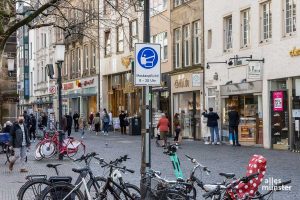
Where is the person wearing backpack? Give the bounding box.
[102,109,110,136]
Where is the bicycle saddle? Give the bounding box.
[177,177,185,182]
[219,172,235,179]
[72,167,89,174]
[46,164,62,168]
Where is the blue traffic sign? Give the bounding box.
[137,47,158,69]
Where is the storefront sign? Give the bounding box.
[134,43,161,86]
[289,47,300,57]
[247,62,262,80]
[175,78,189,88]
[220,81,262,96]
[273,91,283,112]
[192,74,201,87]
[83,78,94,87]
[63,82,74,90]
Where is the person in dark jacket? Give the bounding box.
[73,111,80,132]
[66,113,73,137]
[3,121,13,133]
[29,114,37,142]
[41,112,48,127]
[202,107,220,145]
[228,107,241,146]
[119,111,127,134]
[9,115,31,172]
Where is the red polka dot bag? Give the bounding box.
[227,154,267,199]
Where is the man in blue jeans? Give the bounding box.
[202,107,220,145]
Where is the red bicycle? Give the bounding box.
[35,131,85,161]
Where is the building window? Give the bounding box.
[76,48,81,72]
[224,15,232,50]
[193,20,201,64]
[71,50,75,73]
[104,30,111,56]
[117,25,124,52]
[129,19,138,50]
[174,0,182,7]
[284,0,296,35]
[260,1,272,41]
[64,53,68,76]
[207,88,217,111]
[92,45,96,68]
[174,28,181,68]
[241,9,250,47]
[152,32,168,61]
[84,45,89,70]
[150,0,167,16]
[183,24,190,67]
[207,29,212,49]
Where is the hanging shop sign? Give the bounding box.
[289,47,300,57]
[247,62,262,80]
[192,74,202,87]
[49,86,56,94]
[63,82,74,90]
[273,91,284,112]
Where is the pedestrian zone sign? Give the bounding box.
[134,43,161,86]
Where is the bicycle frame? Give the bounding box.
[169,152,184,179]
[100,176,136,200]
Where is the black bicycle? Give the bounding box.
[39,159,139,199]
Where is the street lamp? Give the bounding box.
[54,44,65,160]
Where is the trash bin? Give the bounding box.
[130,116,141,135]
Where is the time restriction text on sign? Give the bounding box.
[134,43,161,86]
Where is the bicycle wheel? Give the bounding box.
[66,141,85,161]
[39,140,57,159]
[39,182,84,200]
[17,179,50,200]
[119,183,141,199]
[87,176,108,199]
[34,143,43,161]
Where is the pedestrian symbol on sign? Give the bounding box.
[137,47,158,69]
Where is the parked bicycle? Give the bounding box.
[35,131,85,161]
[17,163,72,200]
[39,153,139,200]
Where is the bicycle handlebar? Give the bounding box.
[185,154,211,174]
[274,180,291,187]
[240,172,259,183]
[74,152,98,162]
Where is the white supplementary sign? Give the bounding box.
[247,62,262,80]
[295,120,299,131]
[134,43,161,86]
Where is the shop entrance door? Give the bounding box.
[292,97,300,151]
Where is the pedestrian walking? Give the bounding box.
[119,111,128,134]
[108,110,113,131]
[29,113,37,143]
[202,108,220,145]
[88,112,94,131]
[8,115,31,173]
[66,113,73,137]
[157,113,170,147]
[93,112,101,135]
[3,121,13,133]
[102,109,110,136]
[173,113,181,145]
[73,111,80,132]
[228,106,241,146]
[61,114,68,133]
[41,112,48,128]
[79,115,87,139]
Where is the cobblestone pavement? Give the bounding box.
[0,131,299,199]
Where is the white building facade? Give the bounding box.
[204,0,300,150]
